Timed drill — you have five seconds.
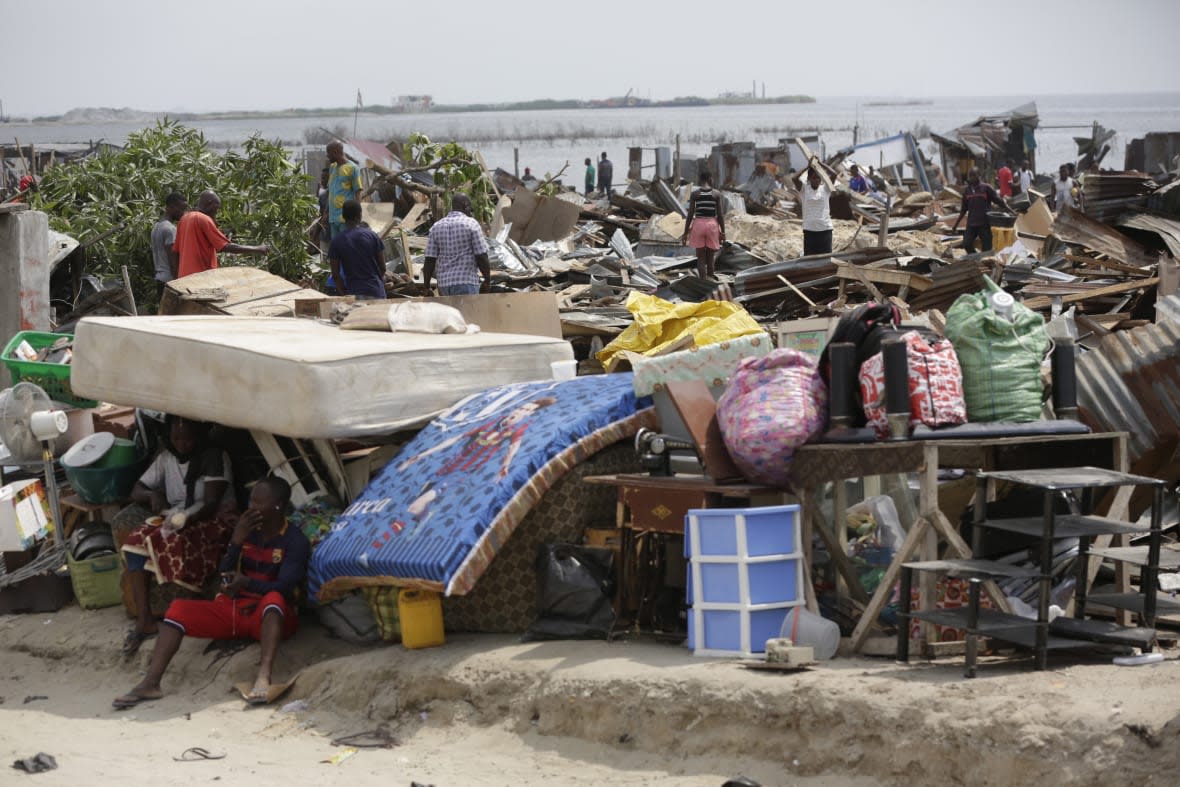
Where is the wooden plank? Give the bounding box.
[1021,277,1158,311]
[833,261,932,292]
[663,379,744,483]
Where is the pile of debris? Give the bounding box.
[351,135,1174,370]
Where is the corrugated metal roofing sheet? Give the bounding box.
[1119,214,1180,259]
[1076,315,1180,466]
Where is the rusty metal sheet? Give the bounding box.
[1119,213,1180,259]
[1076,318,1180,466]
[1050,206,1158,268]
[907,260,986,313]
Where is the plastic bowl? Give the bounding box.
[64,454,149,504]
[95,438,139,469]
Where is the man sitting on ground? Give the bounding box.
[114,476,309,708]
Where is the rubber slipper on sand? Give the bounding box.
[112,691,160,710]
[233,675,297,706]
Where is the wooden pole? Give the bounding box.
[673,133,681,185]
[877,195,891,247]
[513,147,519,179]
[121,265,138,316]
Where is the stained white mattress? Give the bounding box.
[72,316,573,438]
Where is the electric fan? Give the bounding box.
[0,383,69,545]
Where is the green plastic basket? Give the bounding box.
[67,552,124,610]
[2,330,97,408]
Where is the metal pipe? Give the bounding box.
[827,343,857,428]
[1052,338,1079,420]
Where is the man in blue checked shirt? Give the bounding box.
[423,194,492,295]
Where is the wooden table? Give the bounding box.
[789,431,1131,653]
[583,474,784,623]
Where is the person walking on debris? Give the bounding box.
[326,141,363,241]
[1018,159,1034,195]
[597,151,613,197]
[521,167,537,184]
[1054,164,1080,212]
[952,167,1009,253]
[173,190,269,278]
[997,159,1013,197]
[424,193,491,296]
[682,171,726,279]
[584,157,595,197]
[795,165,833,256]
[114,477,309,708]
[329,199,387,300]
[848,164,870,194]
[151,192,187,297]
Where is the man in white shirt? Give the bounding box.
[796,165,833,255]
[1018,159,1034,195]
[1054,164,1079,212]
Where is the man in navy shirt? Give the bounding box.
[328,199,387,299]
[114,477,310,708]
[952,167,1010,252]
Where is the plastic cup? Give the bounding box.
[550,360,578,381]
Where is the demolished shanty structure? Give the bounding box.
[932,102,1039,182]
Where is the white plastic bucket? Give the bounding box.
[550,359,578,381]
[779,606,840,660]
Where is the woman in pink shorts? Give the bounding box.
[682,171,726,279]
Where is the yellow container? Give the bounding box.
[991,226,1016,250]
[397,589,445,649]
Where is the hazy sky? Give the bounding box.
[3,0,1178,116]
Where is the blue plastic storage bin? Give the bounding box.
[686,504,799,557]
[687,556,801,606]
[688,604,798,657]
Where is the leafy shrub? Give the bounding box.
[33,119,317,309]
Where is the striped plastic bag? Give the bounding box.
[945,277,1048,423]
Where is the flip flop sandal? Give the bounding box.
[121,629,157,658]
[112,692,160,710]
[173,747,226,762]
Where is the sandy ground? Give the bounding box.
[2,605,1179,786]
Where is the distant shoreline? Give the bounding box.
[17,96,817,124]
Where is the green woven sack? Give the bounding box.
[944,276,1048,423]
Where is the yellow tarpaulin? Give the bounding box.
[596,292,764,368]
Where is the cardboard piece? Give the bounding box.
[775,317,838,358]
[0,479,52,552]
[1158,257,1179,304]
[360,203,397,236]
[1015,198,1054,237]
[161,268,327,318]
[501,188,581,245]
[332,291,563,339]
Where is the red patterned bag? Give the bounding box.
[859,330,967,438]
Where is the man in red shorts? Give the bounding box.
[114,476,309,708]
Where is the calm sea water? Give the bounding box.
[7,93,1179,184]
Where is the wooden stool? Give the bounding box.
[58,493,124,539]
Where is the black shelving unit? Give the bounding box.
[898,466,1166,677]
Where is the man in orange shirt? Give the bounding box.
[173,190,269,278]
